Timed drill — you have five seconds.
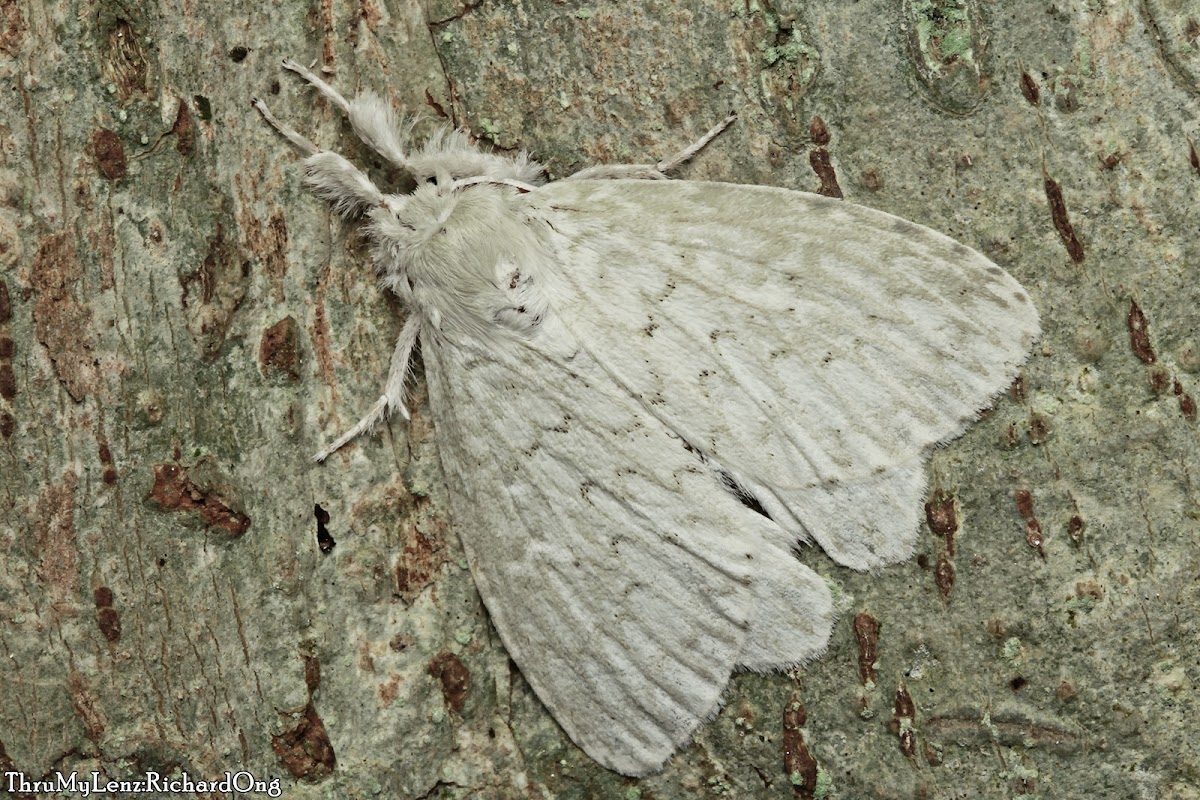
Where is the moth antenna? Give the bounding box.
[282,57,415,177]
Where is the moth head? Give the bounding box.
[365,186,462,301]
[366,193,425,260]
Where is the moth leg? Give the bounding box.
[280,58,353,116]
[563,111,737,181]
[281,58,413,175]
[314,314,422,462]
[252,97,319,156]
[253,97,386,216]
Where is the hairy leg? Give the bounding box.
[314,313,422,462]
[253,97,385,216]
[281,58,414,175]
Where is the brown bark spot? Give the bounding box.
[892,683,917,760]
[259,316,302,381]
[1014,489,1035,519]
[809,147,843,198]
[1043,174,1085,263]
[304,654,321,693]
[272,702,336,781]
[179,222,249,360]
[0,0,27,57]
[147,462,251,536]
[394,523,445,604]
[360,0,383,29]
[861,167,884,191]
[68,668,107,742]
[235,201,289,302]
[428,652,470,714]
[35,470,80,603]
[1027,412,1051,444]
[1020,72,1040,105]
[809,115,830,146]
[782,694,818,798]
[924,490,958,555]
[171,99,195,156]
[378,674,403,705]
[1148,366,1172,395]
[1179,391,1197,422]
[935,550,955,598]
[1126,300,1156,364]
[1025,519,1045,558]
[97,607,121,643]
[852,612,880,685]
[96,430,117,484]
[0,363,13,401]
[93,129,127,181]
[425,88,449,119]
[31,233,96,401]
[1009,372,1027,401]
[1067,515,1085,544]
[102,17,147,101]
[894,682,915,720]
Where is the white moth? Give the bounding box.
[254,60,1039,776]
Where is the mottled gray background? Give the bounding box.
[1,1,1197,798]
